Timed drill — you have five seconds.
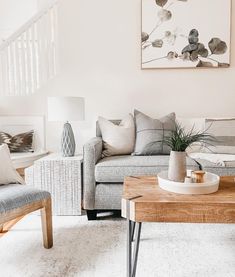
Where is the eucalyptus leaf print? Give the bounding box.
[157,9,172,22]
[196,60,213,67]
[208,38,227,55]
[142,32,149,42]
[155,0,168,7]
[141,0,230,68]
[152,39,163,47]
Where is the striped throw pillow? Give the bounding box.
[133,110,176,155]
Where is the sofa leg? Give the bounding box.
[87,210,97,220]
[113,210,121,217]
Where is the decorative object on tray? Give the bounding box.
[191,170,206,183]
[47,97,85,157]
[141,0,231,69]
[158,170,220,195]
[161,121,214,182]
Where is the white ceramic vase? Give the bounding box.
[168,151,186,182]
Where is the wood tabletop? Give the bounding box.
[122,176,235,224]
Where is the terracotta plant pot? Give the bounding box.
[168,151,186,182]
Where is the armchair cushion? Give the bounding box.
[0,184,50,214]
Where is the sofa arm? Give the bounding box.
[83,137,103,210]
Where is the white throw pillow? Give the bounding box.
[98,114,135,157]
[0,144,25,185]
[202,118,235,154]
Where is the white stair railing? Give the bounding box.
[0,1,59,95]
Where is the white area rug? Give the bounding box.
[1,215,235,277]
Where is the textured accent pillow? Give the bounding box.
[0,144,25,185]
[98,114,135,157]
[204,118,235,154]
[0,130,34,152]
[133,110,176,155]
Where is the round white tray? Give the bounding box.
[158,171,220,195]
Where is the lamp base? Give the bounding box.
[61,122,76,157]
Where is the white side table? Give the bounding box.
[25,153,83,216]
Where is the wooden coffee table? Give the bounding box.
[122,176,235,277]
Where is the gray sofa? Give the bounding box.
[83,121,200,220]
[83,120,235,220]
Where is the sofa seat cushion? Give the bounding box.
[95,155,199,183]
[0,184,50,214]
[195,159,235,176]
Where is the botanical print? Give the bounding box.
[141,0,231,68]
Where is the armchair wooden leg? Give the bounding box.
[0,224,3,233]
[41,198,53,249]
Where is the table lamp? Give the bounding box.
[47,96,85,157]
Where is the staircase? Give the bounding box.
[0,1,59,96]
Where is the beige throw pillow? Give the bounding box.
[0,144,25,185]
[98,114,135,157]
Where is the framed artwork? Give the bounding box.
[141,0,231,69]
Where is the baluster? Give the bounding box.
[8,44,12,95]
[31,23,38,90]
[48,8,53,78]
[37,17,43,88]
[20,33,26,95]
[0,51,6,94]
[10,41,18,95]
[46,9,52,80]
[15,37,21,95]
[22,31,29,94]
[0,52,2,93]
[41,13,48,85]
[53,3,58,76]
[18,36,23,95]
[26,28,32,94]
[6,46,12,95]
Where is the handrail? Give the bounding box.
[0,0,59,51]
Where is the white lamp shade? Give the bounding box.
[47,97,85,122]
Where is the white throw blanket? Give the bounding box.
[189,152,235,167]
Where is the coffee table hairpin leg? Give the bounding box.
[127,220,142,277]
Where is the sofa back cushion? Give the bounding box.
[203,118,235,154]
[96,120,121,137]
[133,110,176,155]
[98,114,135,157]
[177,117,235,154]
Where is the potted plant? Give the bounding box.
[164,122,214,182]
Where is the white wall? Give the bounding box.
[37,0,55,9]
[0,0,235,153]
[0,0,37,41]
